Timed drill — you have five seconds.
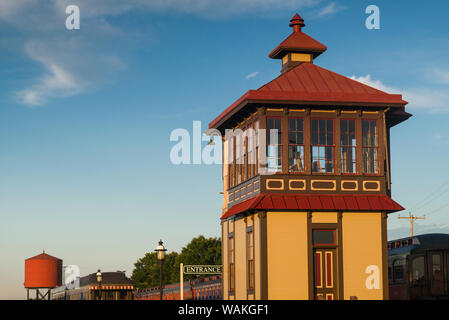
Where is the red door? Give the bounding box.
[314,248,337,300]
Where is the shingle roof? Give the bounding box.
[221,193,404,220]
[209,63,407,129]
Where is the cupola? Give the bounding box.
[269,14,327,73]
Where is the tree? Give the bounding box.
[131,251,178,288]
[171,236,221,283]
[130,236,221,288]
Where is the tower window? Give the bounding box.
[341,119,356,174]
[311,119,334,173]
[288,118,304,173]
[362,120,378,174]
[267,117,282,172]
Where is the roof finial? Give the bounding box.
[289,13,305,33]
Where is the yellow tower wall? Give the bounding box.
[266,211,309,300]
[341,212,386,300]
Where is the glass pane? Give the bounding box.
[327,119,333,132]
[289,145,304,172]
[297,132,303,145]
[325,147,334,173]
[312,131,318,145]
[341,119,347,134]
[319,119,325,132]
[412,256,425,283]
[312,230,335,245]
[432,254,441,264]
[326,132,333,145]
[349,119,355,133]
[319,130,325,145]
[312,119,318,132]
[298,119,303,131]
[289,119,295,131]
[289,132,296,144]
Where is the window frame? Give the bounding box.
[228,232,235,294]
[266,116,283,173]
[288,117,305,174]
[246,226,255,292]
[340,118,357,175]
[362,119,380,175]
[311,118,335,174]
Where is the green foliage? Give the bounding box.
[131,236,221,288]
[131,251,178,288]
[171,236,222,282]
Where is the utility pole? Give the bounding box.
[398,212,425,237]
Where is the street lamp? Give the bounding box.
[155,240,167,300]
[96,269,102,301]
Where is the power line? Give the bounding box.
[423,199,449,217]
[407,178,449,211]
[410,182,449,213]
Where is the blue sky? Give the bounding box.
[1,0,449,299]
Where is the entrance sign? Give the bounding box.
[179,264,222,300]
[183,265,222,275]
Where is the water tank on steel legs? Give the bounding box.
[24,251,63,289]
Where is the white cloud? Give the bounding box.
[2,0,323,106]
[350,74,449,113]
[428,68,449,85]
[435,133,449,146]
[51,0,321,19]
[349,74,399,93]
[245,71,259,80]
[15,39,123,107]
[316,1,344,18]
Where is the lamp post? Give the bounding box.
[96,269,102,301]
[155,240,167,300]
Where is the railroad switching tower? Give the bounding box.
[209,14,410,300]
[24,251,63,300]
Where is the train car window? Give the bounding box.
[388,267,392,281]
[393,259,405,281]
[411,256,426,284]
[430,253,444,295]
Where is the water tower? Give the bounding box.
[24,251,63,300]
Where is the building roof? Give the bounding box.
[209,62,408,129]
[209,14,410,131]
[80,271,133,287]
[26,251,62,261]
[221,193,404,220]
[269,14,327,59]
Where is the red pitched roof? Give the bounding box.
[269,14,327,59]
[209,63,407,129]
[221,193,404,220]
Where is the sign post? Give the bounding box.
[180,263,184,300]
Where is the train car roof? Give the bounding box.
[389,233,449,255]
